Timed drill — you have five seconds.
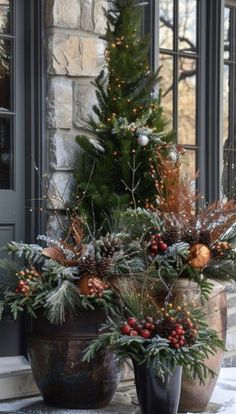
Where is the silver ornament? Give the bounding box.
[137,134,149,146]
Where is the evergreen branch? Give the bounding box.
[45,281,80,324]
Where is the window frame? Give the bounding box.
[146,0,225,203]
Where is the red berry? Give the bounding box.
[171,330,177,336]
[121,324,132,335]
[130,330,138,336]
[174,343,180,349]
[145,322,152,330]
[176,328,183,336]
[141,329,151,339]
[168,336,172,341]
[180,335,185,340]
[171,338,177,344]
[159,242,168,251]
[127,317,136,327]
[151,324,155,330]
[175,324,183,329]
[179,340,185,346]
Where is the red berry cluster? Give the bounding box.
[120,316,155,339]
[16,279,31,296]
[149,234,168,256]
[15,269,40,297]
[168,323,186,349]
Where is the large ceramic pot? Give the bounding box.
[170,278,227,413]
[28,310,121,409]
[133,360,182,414]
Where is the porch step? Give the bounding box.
[0,386,139,414]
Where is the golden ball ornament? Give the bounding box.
[188,243,211,268]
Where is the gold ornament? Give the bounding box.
[188,243,211,268]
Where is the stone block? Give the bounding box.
[47,33,105,77]
[50,131,80,170]
[45,0,80,28]
[80,0,107,34]
[73,81,97,127]
[94,0,107,35]
[80,0,93,32]
[47,78,73,129]
[47,172,75,209]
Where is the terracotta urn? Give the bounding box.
[170,278,227,413]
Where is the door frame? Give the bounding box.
[0,0,46,400]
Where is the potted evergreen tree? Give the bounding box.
[75,0,175,228]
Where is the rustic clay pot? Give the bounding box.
[28,310,121,409]
[170,278,227,413]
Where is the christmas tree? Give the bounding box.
[75,0,174,227]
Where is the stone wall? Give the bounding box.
[44,0,106,235]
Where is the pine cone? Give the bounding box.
[162,228,182,245]
[182,227,199,245]
[199,229,212,247]
[99,236,122,258]
[78,255,96,276]
[162,317,176,336]
[184,328,198,346]
[155,317,175,337]
[96,257,113,277]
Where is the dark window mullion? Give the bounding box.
[173,0,179,137]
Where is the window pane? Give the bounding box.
[222,150,236,199]
[0,0,11,34]
[0,38,12,111]
[159,0,174,50]
[179,0,197,54]
[178,58,196,145]
[223,64,229,145]
[224,7,230,60]
[180,150,196,182]
[0,116,12,189]
[159,54,173,122]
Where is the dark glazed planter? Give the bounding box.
[28,310,121,409]
[133,360,182,414]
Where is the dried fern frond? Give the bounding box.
[153,148,199,219]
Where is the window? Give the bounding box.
[0,0,14,189]
[148,0,225,201]
[159,0,199,179]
